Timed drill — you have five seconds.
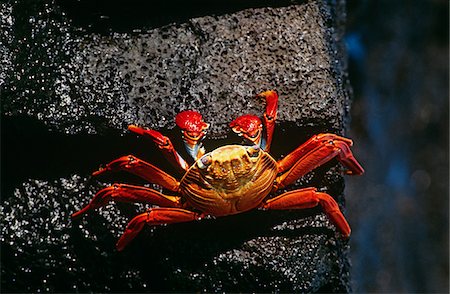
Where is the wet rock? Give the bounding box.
[1,0,349,135]
[1,0,354,292]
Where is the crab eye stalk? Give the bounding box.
[246,145,260,157]
[198,154,212,169]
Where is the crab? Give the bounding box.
[72,90,364,251]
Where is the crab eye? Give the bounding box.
[246,145,260,157]
[198,154,212,169]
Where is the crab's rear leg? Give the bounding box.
[71,183,181,219]
[128,125,189,172]
[93,155,179,191]
[116,208,202,251]
[262,187,351,237]
[275,134,364,190]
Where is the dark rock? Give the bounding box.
[1,0,355,292]
[1,0,350,135]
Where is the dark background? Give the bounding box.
[345,0,449,292]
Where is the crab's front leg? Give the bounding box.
[257,90,278,151]
[175,110,209,160]
[128,125,189,172]
[262,187,351,237]
[116,208,203,251]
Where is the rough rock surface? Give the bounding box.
[1,0,354,292]
[1,0,350,135]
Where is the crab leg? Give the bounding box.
[262,187,351,237]
[93,155,179,192]
[71,183,181,219]
[116,208,201,251]
[128,125,189,172]
[258,90,278,152]
[276,134,364,189]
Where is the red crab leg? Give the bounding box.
[262,187,351,237]
[92,155,179,192]
[116,208,202,251]
[258,90,278,152]
[128,125,189,172]
[71,183,181,219]
[276,134,364,189]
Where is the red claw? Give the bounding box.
[175,110,209,159]
[230,114,263,146]
[175,110,209,135]
[230,115,262,137]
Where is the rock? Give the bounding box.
[1,0,353,292]
[2,0,350,135]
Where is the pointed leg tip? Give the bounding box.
[71,212,81,219]
[342,228,351,238]
[115,241,126,252]
[115,231,131,252]
[115,229,140,252]
[346,166,365,176]
[92,168,105,177]
[338,221,351,238]
[71,205,90,219]
[358,167,365,175]
[92,170,100,177]
[128,124,144,135]
[342,233,351,240]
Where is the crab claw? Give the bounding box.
[230,114,263,147]
[175,110,209,160]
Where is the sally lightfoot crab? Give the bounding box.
[72,90,364,251]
